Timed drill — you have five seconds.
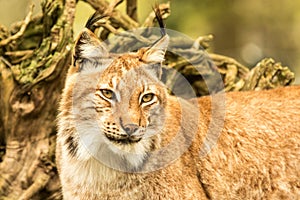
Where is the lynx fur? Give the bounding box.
[56,14,300,200]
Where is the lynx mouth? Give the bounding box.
[105,133,142,144]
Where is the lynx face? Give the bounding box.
[66,28,170,170]
[93,57,167,150]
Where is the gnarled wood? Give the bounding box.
[0,0,75,199]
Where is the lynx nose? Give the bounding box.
[123,124,139,135]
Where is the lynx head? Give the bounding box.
[67,26,170,170]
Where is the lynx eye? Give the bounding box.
[100,89,115,100]
[141,93,155,104]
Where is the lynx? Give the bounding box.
[56,12,300,200]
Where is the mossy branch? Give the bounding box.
[0,5,34,47]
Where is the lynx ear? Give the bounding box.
[139,35,169,63]
[73,28,108,66]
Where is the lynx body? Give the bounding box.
[56,25,300,199]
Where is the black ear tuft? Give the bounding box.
[137,5,169,63]
[73,11,110,67]
[153,5,166,36]
[85,11,107,32]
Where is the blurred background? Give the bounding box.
[1,0,299,83]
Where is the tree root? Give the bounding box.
[0,4,34,47]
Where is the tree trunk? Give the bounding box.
[0,0,75,199]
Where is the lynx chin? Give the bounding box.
[56,11,300,200]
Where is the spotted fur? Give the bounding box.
[56,13,300,200]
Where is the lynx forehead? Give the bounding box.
[98,55,164,93]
